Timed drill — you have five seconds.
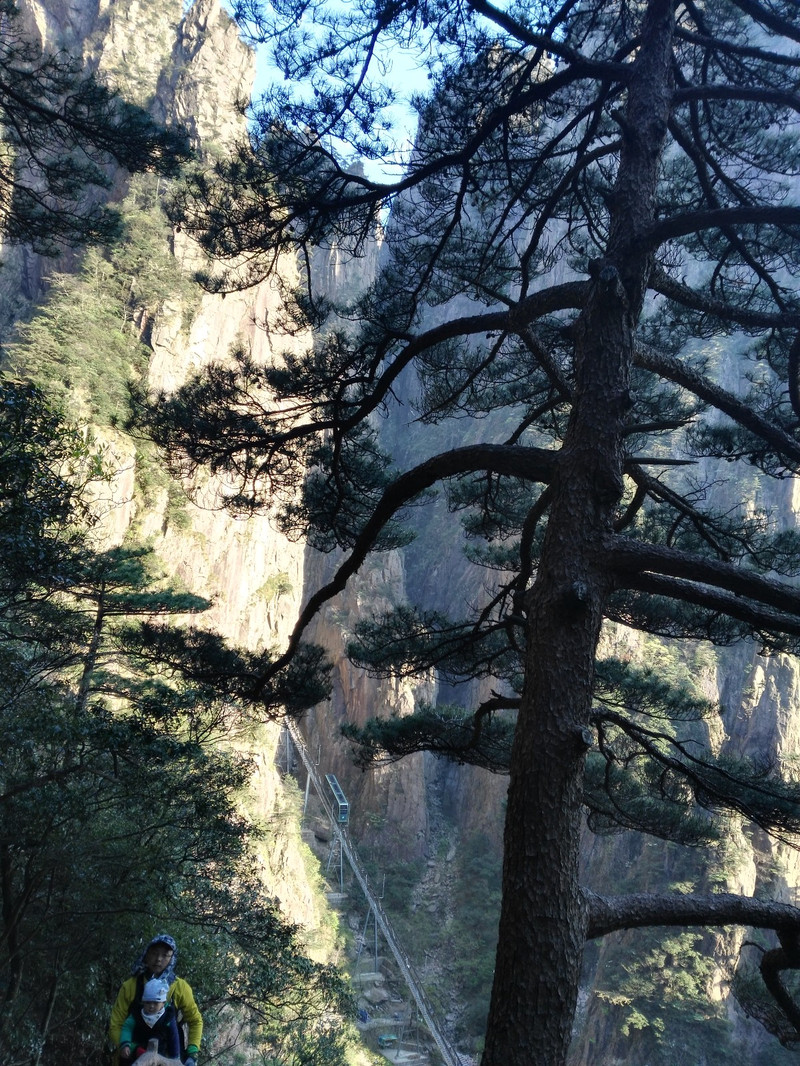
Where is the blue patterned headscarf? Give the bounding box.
[131,934,178,985]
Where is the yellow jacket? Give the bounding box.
[109,975,203,1051]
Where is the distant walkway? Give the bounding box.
[285,720,464,1066]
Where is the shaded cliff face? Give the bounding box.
[301,226,800,1063]
[300,243,512,856]
[155,0,255,144]
[303,545,434,859]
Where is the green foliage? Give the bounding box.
[587,656,800,845]
[0,377,105,594]
[133,440,171,512]
[165,879,357,1066]
[7,175,202,426]
[255,571,294,602]
[139,350,414,551]
[358,849,429,961]
[343,702,514,772]
[594,930,733,1066]
[0,380,347,1066]
[6,252,152,423]
[164,478,193,530]
[359,830,500,1052]
[111,173,203,316]
[349,606,522,688]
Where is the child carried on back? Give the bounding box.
[119,979,181,1062]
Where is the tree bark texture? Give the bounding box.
[482,3,676,1063]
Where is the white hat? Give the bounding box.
[142,979,168,1003]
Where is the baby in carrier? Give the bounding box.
[118,979,181,1062]
[109,933,201,1066]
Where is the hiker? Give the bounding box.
[119,978,181,1062]
[109,934,202,1066]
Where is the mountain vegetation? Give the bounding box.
[139,0,800,1063]
[6,174,201,422]
[0,6,354,1060]
[0,377,351,1066]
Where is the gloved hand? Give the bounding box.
[184,1057,196,1066]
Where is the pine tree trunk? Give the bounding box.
[482,3,675,1062]
[76,584,105,714]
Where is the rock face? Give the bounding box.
[302,545,435,859]
[156,0,255,144]
[8,0,320,939]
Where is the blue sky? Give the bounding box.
[249,27,428,182]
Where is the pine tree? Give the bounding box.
[0,381,345,1065]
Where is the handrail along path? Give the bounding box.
[285,721,463,1066]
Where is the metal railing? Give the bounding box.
[286,721,463,1066]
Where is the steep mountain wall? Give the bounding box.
[7,0,330,945]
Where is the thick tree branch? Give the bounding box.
[585,890,800,940]
[634,342,800,467]
[761,946,800,1038]
[335,280,586,437]
[674,24,800,67]
[319,281,586,436]
[607,535,800,619]
[727,0,800,45]
[623,571,800,641]
[464,0,636,72]
[253,443,557,696]
[675,84,800,109]
[648,263,800,330]
[789,331,800,421]
[647,205,800,248]
[587,888,800,1041]
[197,64,613,266]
